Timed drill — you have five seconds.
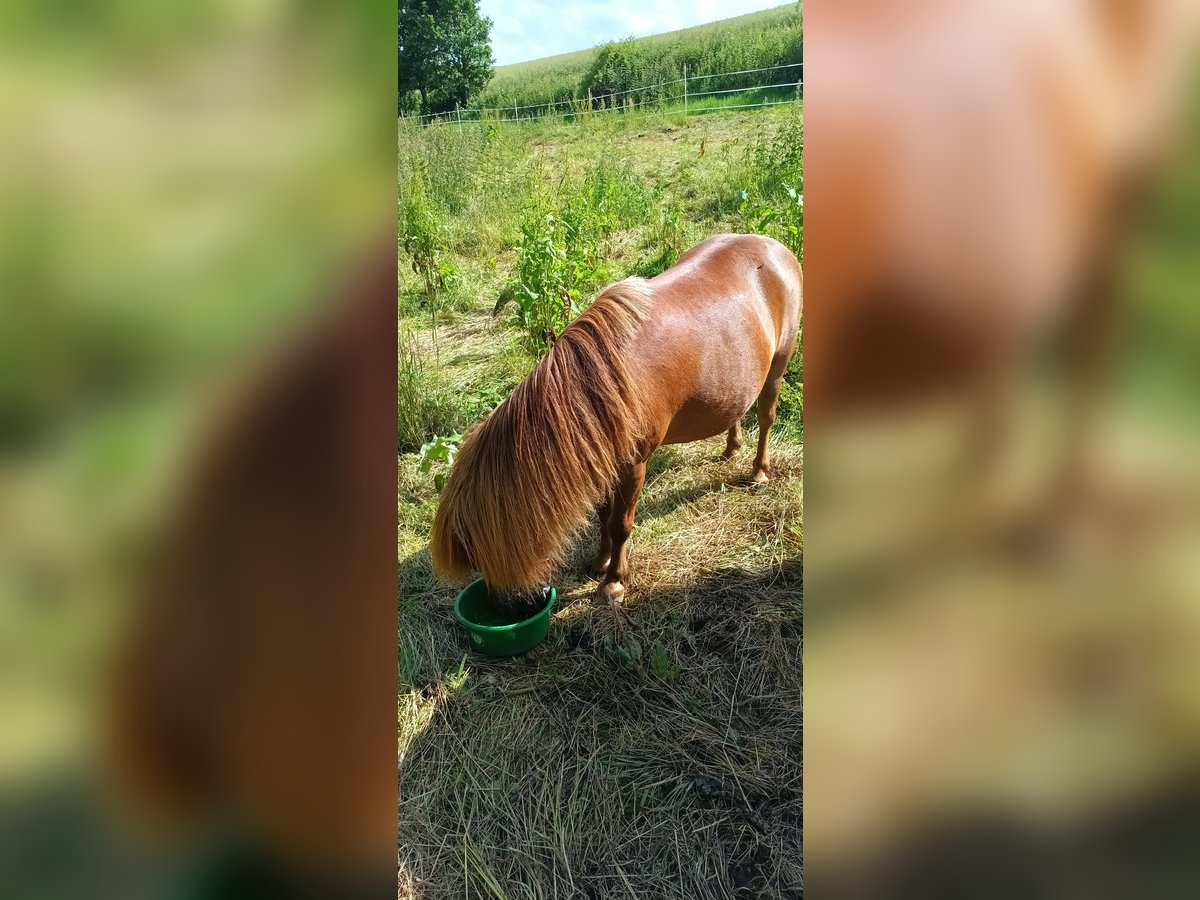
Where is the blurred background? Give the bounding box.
[0,2,396,897]
[805,0,1200,896]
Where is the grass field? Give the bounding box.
[398,102,802,897]
[471,4,802,116]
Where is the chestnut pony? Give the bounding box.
[431,233,802,603]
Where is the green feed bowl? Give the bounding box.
[453,578,556,657]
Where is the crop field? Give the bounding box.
[398,102,803,898]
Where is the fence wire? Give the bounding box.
[400,61,802,126]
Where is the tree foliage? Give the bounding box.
[398,0,494,115]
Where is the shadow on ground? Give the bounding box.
[813,780,1200,900]
[398,547,802,899]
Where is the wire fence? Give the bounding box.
[400,61,802,127]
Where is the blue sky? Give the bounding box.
[480,0,795,67]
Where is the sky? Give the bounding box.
[480,0,795,67]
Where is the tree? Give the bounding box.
[398,0,494,115]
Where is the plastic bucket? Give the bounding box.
[453,578,556,657]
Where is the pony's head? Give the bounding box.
[429,279,653,599]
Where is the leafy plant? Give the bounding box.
[495,209,571,353]
[603,634,644,670]
[778,378,803,421]
[470,383,507,414]
[602,636,680,683]
[494,161,651,354]
[495,205,603,354]
[735,105,803,256]
[402,161,447,296]
[418,432,463,491]
[577,159,654,231]
[445,653,471,692]
[649,643,681,683]
[740,185,803,257]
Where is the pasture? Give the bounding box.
[470,4,803,115]
[398,105,802,897]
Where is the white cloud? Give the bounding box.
[480,0,794,66]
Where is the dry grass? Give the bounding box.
[399,434,802,899]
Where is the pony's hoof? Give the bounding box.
[750,470,770,486]
[600,580,625,604]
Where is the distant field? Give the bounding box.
[490,46,594,81]
[473,3,802,115]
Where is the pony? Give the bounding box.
[431,233,802,604]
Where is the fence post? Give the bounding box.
[455,102,462,133]
[683,64,688,116]
[514,101,518,124]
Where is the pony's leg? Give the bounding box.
[722,421,744,459]
[599,461,648,604]
[591,494,613,577]
[751,374,785,485]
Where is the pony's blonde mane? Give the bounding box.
[431,278,654,594]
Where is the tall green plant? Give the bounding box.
[493,207,591,354]
[401,156,460,353]
[494,162,652,354]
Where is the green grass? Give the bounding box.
[490,46,595,81]
[471,3,802,116]
[398,102,802,898]
[397,102,803,445]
